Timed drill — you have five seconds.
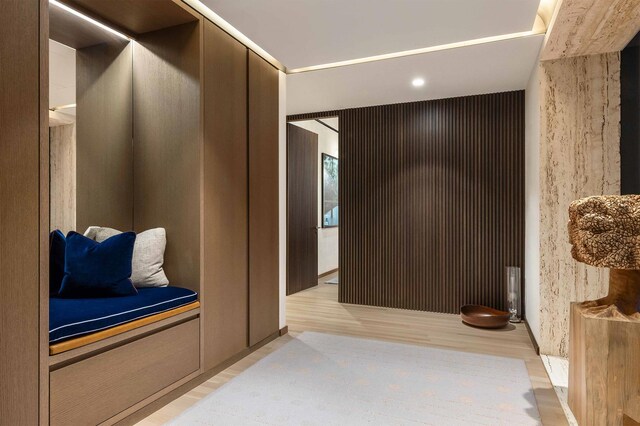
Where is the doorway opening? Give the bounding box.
[286,117,339,296]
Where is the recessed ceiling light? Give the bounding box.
[412,78,425,87]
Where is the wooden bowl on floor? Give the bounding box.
[460,304,511,329]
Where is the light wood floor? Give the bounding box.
[138,273,567,425]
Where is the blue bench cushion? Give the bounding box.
[50,286,198,343]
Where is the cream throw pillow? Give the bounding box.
[84,226,169,288]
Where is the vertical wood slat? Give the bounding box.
[288,91,525,314]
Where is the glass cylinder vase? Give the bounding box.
[506,266,521,323]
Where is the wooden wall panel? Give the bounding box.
[133,22,201,293]
[290,91,525,314]
[539,53,620,357]
[202,20,249,370]
[248,51,280,345]
[76,40,133,233]
[0,0,42,423]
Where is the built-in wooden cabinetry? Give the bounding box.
[248,51,281,346]
[0,1,47,424]
[201,22,281,364]
[202,20,249,371]
[0,0,281,423]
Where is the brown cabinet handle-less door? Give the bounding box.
[287,123,319,296]
[248,51,280,347]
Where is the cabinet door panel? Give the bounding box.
[203,20,249,370]
[248,51,279,345]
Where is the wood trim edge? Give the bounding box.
[318,268,339,279]
[39,0,51,423]
[524,320,540,355]
[279,326,288,336]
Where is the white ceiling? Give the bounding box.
[287,34,543,115]
[204,0,544,115]
[202,0,540,70]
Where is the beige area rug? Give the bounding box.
[168,332,541,425]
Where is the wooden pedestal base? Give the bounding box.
[569,302,640,426]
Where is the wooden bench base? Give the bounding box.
[50,318,200,425]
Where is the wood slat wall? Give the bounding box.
[289,91,524,314]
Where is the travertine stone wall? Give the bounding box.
[541,0,640,61]
[49,112,76,234]
[539,52,621,356]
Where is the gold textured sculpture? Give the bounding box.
[568,194,640,316]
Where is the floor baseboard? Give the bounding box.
[318,268,338,279]
[524,320,540,355]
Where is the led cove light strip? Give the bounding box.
[287,29,544,74]
[49,0,130,41]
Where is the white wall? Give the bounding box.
[49,39,76,111]
[279,71,287,329]
[289,120,339,275]
[524,58,541,345]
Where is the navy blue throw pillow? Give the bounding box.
[49,230,66,296]
[58,231,138,298]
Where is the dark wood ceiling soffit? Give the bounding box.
[56,0,198,39]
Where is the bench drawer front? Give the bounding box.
[51,318,200,425]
